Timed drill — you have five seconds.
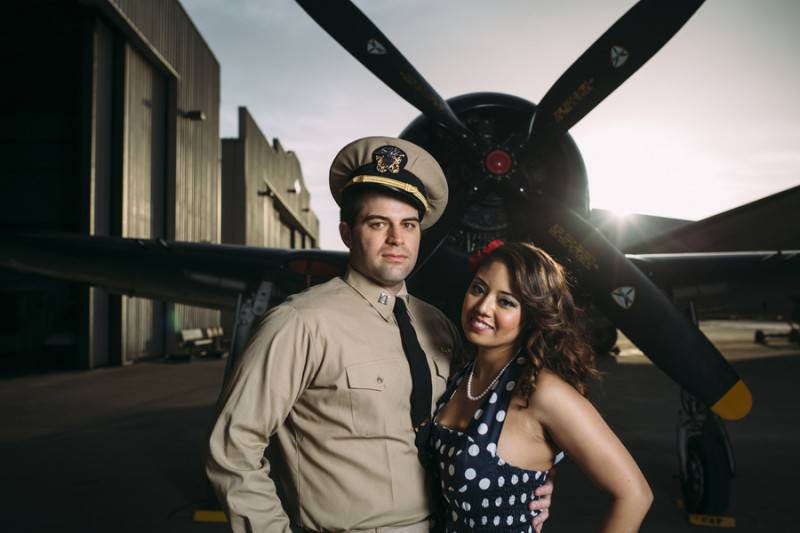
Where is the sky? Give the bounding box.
[181,0,800,250]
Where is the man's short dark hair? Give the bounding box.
[339,186,425,227]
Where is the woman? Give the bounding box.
[429,241,652,532]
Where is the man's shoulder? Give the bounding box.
[281,276,354,316]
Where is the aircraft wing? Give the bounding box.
[626,250,800,316]
[0,233,347,310]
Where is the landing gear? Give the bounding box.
[677,389,734,515]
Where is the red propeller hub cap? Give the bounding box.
[484,149,513,175]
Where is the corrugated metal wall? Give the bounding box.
[120,43,166,362]
[109,0,221,348]
[237,107,319,248]
[221,107,320,249]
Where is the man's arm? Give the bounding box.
[206,305,319,533]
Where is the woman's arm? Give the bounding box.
[531,370,653,532]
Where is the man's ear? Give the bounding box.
[339,221,352,249]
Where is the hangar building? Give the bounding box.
[0,0,319,374]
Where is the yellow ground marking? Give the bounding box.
[689,514,736,528]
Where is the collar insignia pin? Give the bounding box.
[378,292,389,305]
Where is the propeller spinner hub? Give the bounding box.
[484,148,513,176]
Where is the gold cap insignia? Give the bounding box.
[374,145,407,174]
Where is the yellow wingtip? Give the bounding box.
[711,379,752,420]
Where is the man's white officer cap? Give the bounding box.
[329,136,448,230]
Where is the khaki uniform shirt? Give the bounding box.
[207,267,461,532]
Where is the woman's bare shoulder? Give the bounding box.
[529,368,588,420]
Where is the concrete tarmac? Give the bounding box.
[0,320,797,532]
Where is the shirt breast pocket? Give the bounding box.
[346,359,406,437]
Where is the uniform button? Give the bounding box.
[377,376,384,384]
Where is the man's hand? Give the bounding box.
[529,475,555,533]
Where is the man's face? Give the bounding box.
[340,193,421,292]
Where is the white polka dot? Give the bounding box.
[555,451,565,464]
[516,356,526,364]
[468,444,480,456]
[479,478,490,490]
[496,410,506,422]
[440,444,446,453]
[448,485,454,492]
[482,498,489,508]
[435,438,441,448]
[507,515,514,525]
[521,492,527,502]
[535,471,541,480]
[498,476,505,487]
[522,473,529,483]
[481,516,488,525]
[448,465,454,476]
[498,458,506,466]
[462,501,469,511]
[495,496,502,507]
[469,518,475,528]
[489,392,498,404]
[439,462,444,470]
[448,447,455,457]
[486,442,497,456]
[506,380,516,391]
[465,468,476,480]
[473,408,484,420]
[493,516,500,526]
[509,495,516,506]
[521,514,527,523]
[511,474,519,485]
[477,423,488,435]
[456,450,462,456]
[451,510,458,522]
[531,509,539,517]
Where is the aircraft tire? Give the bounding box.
[682,432,730,515]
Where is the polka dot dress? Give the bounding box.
[429,357,563,532]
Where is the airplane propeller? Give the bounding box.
[505,196,750,420]
[298,0,752,420]
[295,0,475,141]
[527,0,704,142]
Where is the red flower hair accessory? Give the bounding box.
[468,239,505,271]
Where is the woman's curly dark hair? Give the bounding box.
[471,241,599,398]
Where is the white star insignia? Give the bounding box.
[611,286,636,309]
[366,38,387,55]
[610,45,629,69]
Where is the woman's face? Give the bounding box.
[461,260,523,357]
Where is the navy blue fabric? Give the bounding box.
[429,356,562,532]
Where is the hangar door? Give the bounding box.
[120,44,166,363]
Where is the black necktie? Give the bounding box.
[393,298,432,430]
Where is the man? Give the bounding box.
[207,137,552,532]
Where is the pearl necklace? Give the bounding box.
[466,356,515,401]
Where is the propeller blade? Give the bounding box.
[528,0,704,141]
[295,0,474,139]
[507,198,751,420]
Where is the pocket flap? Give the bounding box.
[346,361,389,391]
